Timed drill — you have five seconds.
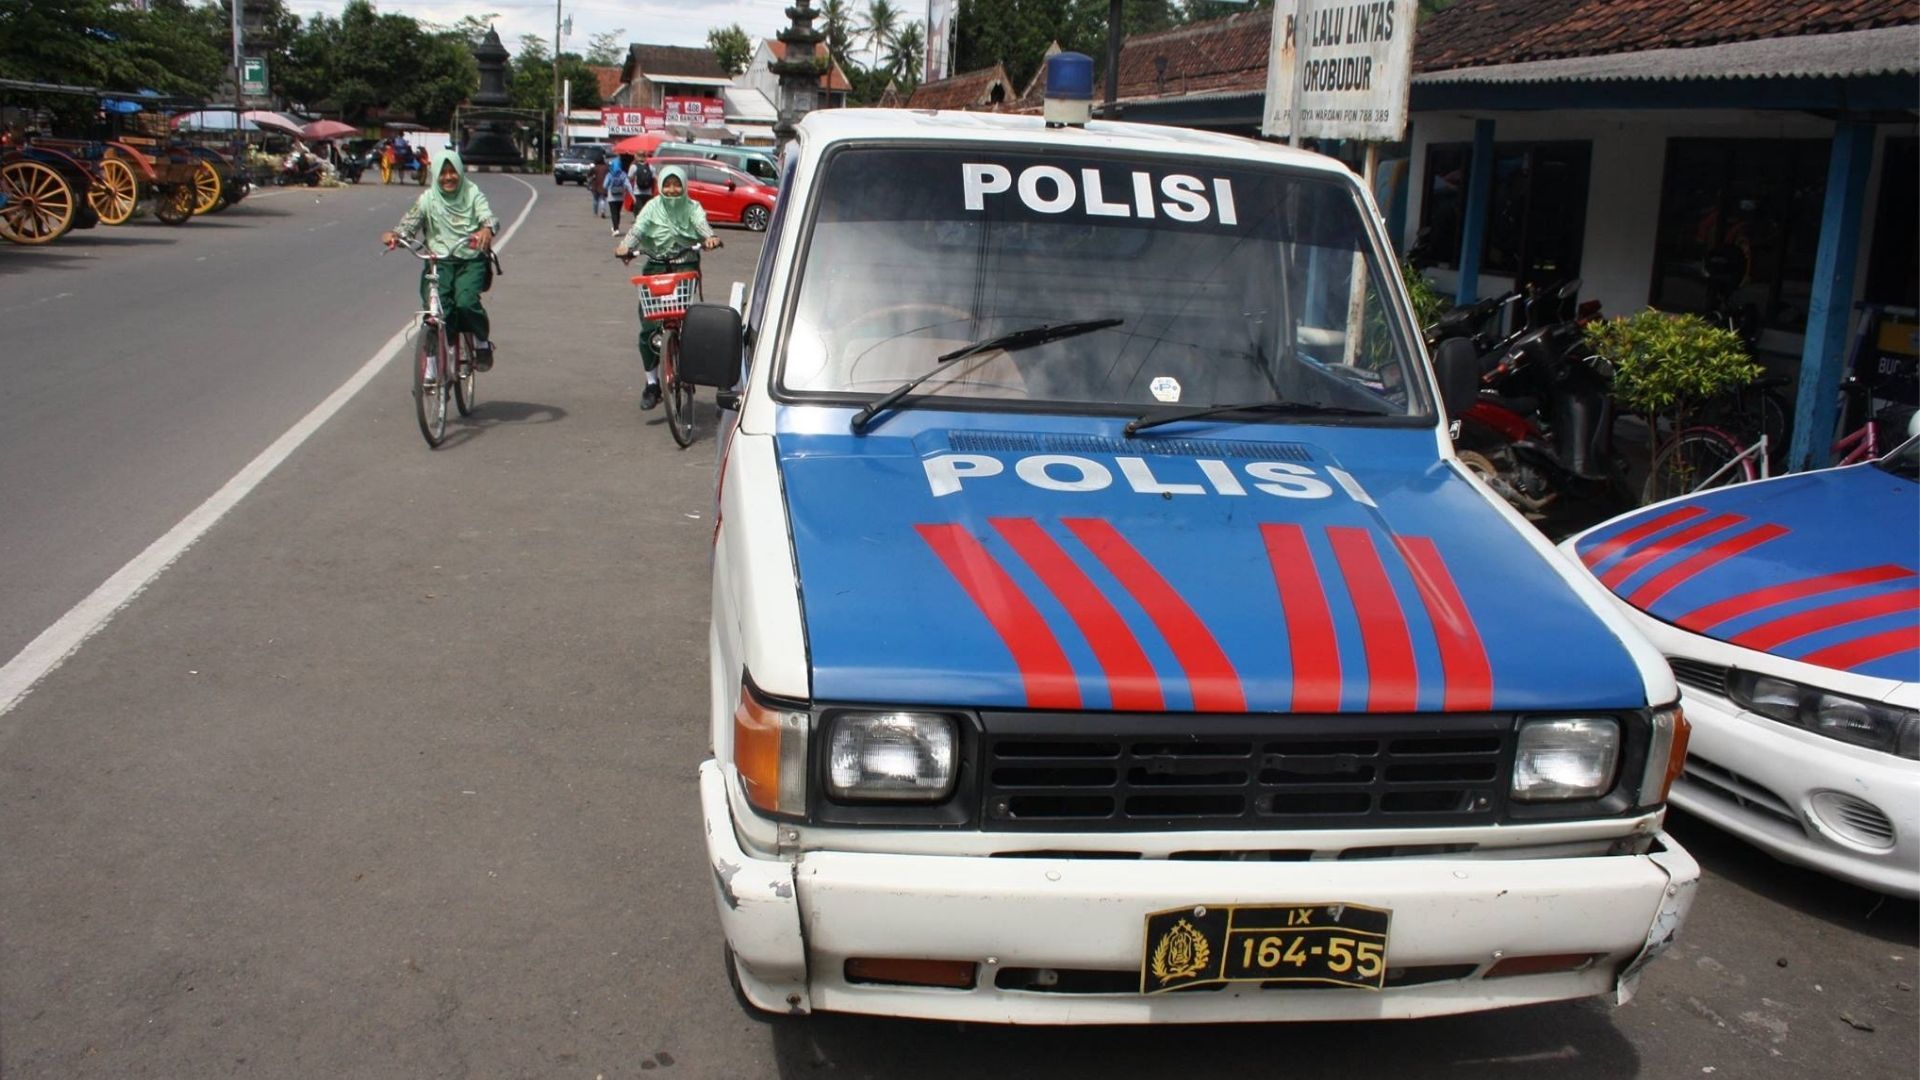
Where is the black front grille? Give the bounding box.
[1667,657,1730,697]
[979,714,1512,831]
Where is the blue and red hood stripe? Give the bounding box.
[1574,462,1919,681]
[774,412,1648,714]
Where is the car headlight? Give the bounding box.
[827,712,958,802]
[1727,671,1920,759]
[1512,718,1621,802]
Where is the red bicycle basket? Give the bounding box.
[634,271,699,320]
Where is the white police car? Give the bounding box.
[1563,435,1919,897]
[670,76,1698,1024]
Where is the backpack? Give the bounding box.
[630,160,654,197]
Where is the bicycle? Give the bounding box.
[392,235,490,448]
[1642,421,1762,505]
[620,239,721,448]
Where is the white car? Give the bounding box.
[671,99,1698,1025]
[1562,435,1919,897]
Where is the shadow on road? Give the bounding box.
[1665,809,1918,946]
[429,399,569,449]
[768,1000,1639,1079]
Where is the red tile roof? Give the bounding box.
[907,64,1013,110]
[1113,10,1273,100]
[768,40,854,93]
[1415,0,1919,72]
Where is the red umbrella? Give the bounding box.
[610,131,667,156]
[302,119,359,142]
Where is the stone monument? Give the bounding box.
[459,27,521,167]
[770,1,825,148]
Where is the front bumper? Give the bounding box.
[1672,687,1919,898]
[700,761,1699,1024]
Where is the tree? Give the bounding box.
[819,0,856,71]
[399,30,479,128]
[707,23,752,77]
[886,21,925,87]
[443,13,499,47]
[857,0,901,66]
[586,29,625,66]
[0,0,224,98]
[516,33,549,65]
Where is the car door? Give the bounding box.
[689,163,745,223]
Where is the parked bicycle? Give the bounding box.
[394,234,495,447]
[619,239,721,448]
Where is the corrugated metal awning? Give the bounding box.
[1415,25,1919,86]
[642,74,735,88]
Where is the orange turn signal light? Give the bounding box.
[844,957,978,989]
[1484,952,1603,979]
[1661,709,1691,802]
[734,687,807,816]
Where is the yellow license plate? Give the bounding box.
[1141,902,1391,994]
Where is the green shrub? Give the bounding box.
[1583,308,1760,465]
[1401,260,1451,331]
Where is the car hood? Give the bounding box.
[775,412,1647,713]
[1571,462,1919,681]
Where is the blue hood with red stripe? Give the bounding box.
[1573,461,1920,682]
[774,410,1649,713]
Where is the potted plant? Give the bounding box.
[1583,308,1762,501]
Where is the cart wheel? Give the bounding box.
[154,183,194,225]
[190,161,222,215]
[89,157,139,225]
[0,159,78,244]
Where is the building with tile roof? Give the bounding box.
[1099,1,1915,470]
[906,64,1013,110]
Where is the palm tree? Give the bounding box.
[820,0,856,71]
[857,0,901,69]
[886,21,925,87]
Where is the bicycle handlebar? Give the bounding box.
[389,232,489,259]
[616,239,722,265]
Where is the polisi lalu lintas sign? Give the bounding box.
[1263,0,1417,142]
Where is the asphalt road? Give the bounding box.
[0,179,1913,1078]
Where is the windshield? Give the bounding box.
[776,146,1426,420]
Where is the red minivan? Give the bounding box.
[648,156,778,232]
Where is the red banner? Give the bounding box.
[600,108,666,136]
[663,96,726,125]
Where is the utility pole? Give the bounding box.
[230,0,244,120]
[553,2,563,161]
[1103,0,1121,112]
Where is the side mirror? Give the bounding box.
[679,303,743,389]
[1431,336,1482,419]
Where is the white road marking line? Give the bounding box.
[0,174,540,723]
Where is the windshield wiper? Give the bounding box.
[1124,400,1386,437]
[850,318,1124,435]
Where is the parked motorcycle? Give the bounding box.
[1449,281,1628,517]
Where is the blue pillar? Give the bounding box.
[1386,121,1411,252]
[1789,121,1876,472]
[1455,118,1495,305]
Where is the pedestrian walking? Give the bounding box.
[588,157,609,218]
[628,154,655,216]
[379,140,395,184]
[604,154,631,236]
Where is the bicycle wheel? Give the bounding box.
[1642,427,1754,505]
[413,324,448,447]
[662,330,697,448]
[453,332,477,416]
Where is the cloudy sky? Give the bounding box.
[284,0,913,59]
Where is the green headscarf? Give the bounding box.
[630,164,711,256]
[397,148,498,258]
